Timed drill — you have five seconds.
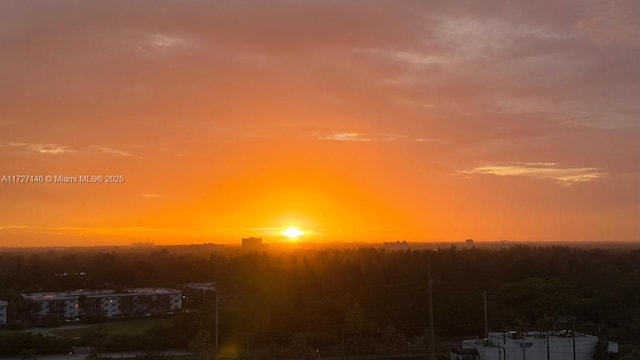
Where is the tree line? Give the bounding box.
[0,245,639,358]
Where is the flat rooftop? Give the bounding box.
[491,331,596,340]
[22,288,181,301]
[185,282,217,291]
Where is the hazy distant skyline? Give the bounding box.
[1,1,639,246]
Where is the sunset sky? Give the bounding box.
[1,1,639,246]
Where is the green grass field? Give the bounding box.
[49,318,173,338]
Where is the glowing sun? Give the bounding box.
[282,227,304,240]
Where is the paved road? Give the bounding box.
[1,350,190,360]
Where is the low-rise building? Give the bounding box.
[21,288,182,320]
[242,237,263,251]
[0,300,8,325]
[465,239,474,249]
[452,331,617,360]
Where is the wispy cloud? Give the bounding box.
[320,132,416,142]
[247,227,284,232]
[3,142,132,156]
[319,131,440,144]
[90,145,130,157]
[0,225,208,236]
[357,48,450,66]
[574,5,640,47]
[322,132,365,141]
[150,34,188,48]
[459,162,605,185]
[141,193,163,199]
[0,225,30,231]
[135,32,191,52]
[5,142,72,155]
[246,227,319,237]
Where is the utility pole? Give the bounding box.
[215,292,219,351]
[484,291,488,338]
[342,326,345,360]
[599,323,607,360]
[501,332,507,360]
[546,330,550,360]
[247,332,253,360]
[572,328,576,360]
[427,251,435,360]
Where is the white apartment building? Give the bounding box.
[452,331,618,360]
[0,300,8,325]
[21,288,182,319]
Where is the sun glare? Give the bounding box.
[282,227,304,239]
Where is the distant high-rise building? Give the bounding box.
[242,237,263,251]
[465,239,474,249]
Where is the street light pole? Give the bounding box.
[215,292,219,351]
[427,251,435,360]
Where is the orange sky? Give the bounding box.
[1,1,639,246]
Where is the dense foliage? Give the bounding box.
[1,245,639,358]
